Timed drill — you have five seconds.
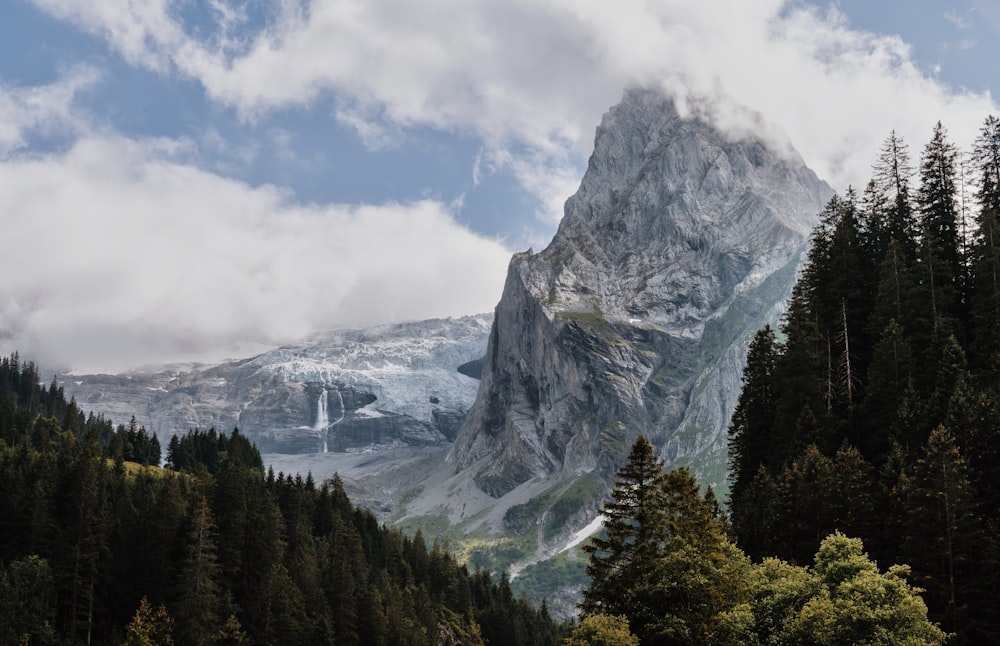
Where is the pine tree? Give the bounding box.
[871,130,918,258]
[581,436,668,617]
[173,496,225,645]
[860,319,914,460]
[771,285,828,463]
[899,425,984,639]
[972,115,1000,215]
[968,116,1000,372]
[0,555,58,645]
[625,470,750,645]
[916,122,963,328]
[727,325,778,503]
[57,430,108,645]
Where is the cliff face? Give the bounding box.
[451,87,832,496]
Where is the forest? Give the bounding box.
[0,354,565,645]
[726,115,1000,644]
[573,437,946,645]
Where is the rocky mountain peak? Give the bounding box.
[451,86,832,497]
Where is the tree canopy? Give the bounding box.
[728,115,1000,644]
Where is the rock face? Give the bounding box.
[451,87,832,497]
[61,315,491,456]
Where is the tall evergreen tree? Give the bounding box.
[898,425,985,641]
[860,319,914,460]
[871,130,918,259]
[968,116,1000,372]
[581,436,668,617]
[727,325,778,502]
[173,496,225,645]
[917,121,963,325]
[624,470,749,645]
[57,431,108,645]
[973,115,1000,215]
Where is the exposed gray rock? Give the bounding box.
[451,87,832,497]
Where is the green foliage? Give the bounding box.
[166,427,262,475]
[714,534,946,646]
[583,438,748,644]
[581,436,671,619]
[564,614,639,646]
[728,116,1000,643]
[0,359,566,645]
[0,555,58,645]
[124,597,174,646]
[581,440,942,645]
[512,551,589,609]
[109,416,161,466]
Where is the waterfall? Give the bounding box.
[315,388,329,453]
[316,387,346,454]
[332,389,345,426]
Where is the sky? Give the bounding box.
[0,0,997,374]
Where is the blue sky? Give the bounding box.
[0,0,997,373]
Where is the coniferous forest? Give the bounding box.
[727,116,1000,643]
[0,355,564,645]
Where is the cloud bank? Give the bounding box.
[31,0,997,195]
[0,96,511,372]
[3,0,998,372]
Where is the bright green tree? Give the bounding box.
[564,614,638,646]
[787,533,947,645]
[712,534,946,646]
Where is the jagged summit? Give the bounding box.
[451,86,832,497]
[534,86,821,332]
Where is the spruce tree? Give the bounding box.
[871,130,918,259]
[173,496,225,645]
[727,325,778,502]
[968,116,1000,372]
[899,425,984,639]
[860,319,914,460]
[581,435,668,617]
[625,469,749,645]
[917,121,963,327]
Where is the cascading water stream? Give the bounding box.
[315,387,329,453]
[316,386,346,454]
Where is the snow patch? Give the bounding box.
[355,403,385,418]
[560,514,605,554]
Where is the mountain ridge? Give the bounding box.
[60,314,492,455]
[451,86,832,498]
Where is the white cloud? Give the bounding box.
[0,66,99,156]
[29,0,998,209]
[945,10,972,31]
[11,0,1000,373]
[0,134,511,373]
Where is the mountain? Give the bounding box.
[451,87,833,498]
[60,315,492,456]
[58,86,834,616]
